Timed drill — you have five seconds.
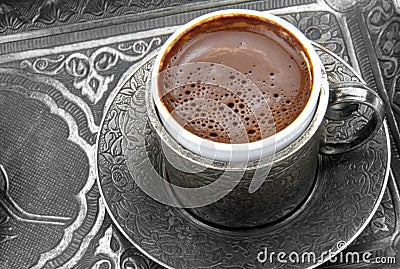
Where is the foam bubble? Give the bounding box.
[159,62,284,143]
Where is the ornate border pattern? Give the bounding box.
[0,0,399,268]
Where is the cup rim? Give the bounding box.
[151,9,322,161]
[146,67,329,170]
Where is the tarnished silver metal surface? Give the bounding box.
[0,0,399,268]
[96,46,390,268]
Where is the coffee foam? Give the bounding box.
[159,63,276,143]
[158,16,312,144]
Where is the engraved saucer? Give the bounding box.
[96,45,390,269]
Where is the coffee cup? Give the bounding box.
[152,9,322,163]
[145,9,385,228]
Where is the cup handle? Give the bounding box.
[320,81,385,155]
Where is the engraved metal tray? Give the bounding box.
[96,45,390,269]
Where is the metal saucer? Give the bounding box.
[96,45,390,269]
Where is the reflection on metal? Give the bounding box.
[311,41,366,83]
[0,215,17,244]
[0,165,71,226]
[0,0,398,268]
[97,45,390,269]
[20,39,161,104]
[394,0,400,14]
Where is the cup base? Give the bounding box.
[162,155,320,229]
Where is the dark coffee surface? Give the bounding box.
[160,15,311,143]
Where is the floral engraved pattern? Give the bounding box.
[0,3,29,33]
[354,188,395,245]
[370,208,390,234]
[323,0,374,13]
[83,0,124,17]
[283,12,348,61]
[129,0,165,9]
[320,55,359,83]
[367,0,400,116]
[99,59,155,224]
[314,46,371,145]
[0,0,204,35]
[97,47,389,268]
[33,0,78,24]
[20,38,161,103]
[88,225,162,269]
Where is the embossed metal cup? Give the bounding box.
[145,10,385,228]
